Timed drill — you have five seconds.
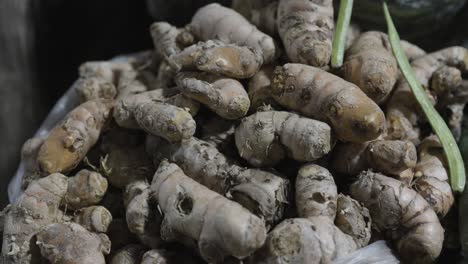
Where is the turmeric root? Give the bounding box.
[248,64,279,110]
[147,136,289,226]
[277,0,334,67]
[38,99,112,174]
[188,3,276,63]
[413,135,454,218]
[36,222,111,264]
[64,169,108,210]
[110,244,146,264]
[343,31,398,103]
[175,72,250,119]
[272,63,385,143]
[335,194,372,248]
[331,139,417,184]
[350,170,444,263]
[20,136,45,190]
[1,173,68,263]
[73,206,113,233]
[235,110,333,167]
[150,161,267,263]
[171,40,263,79]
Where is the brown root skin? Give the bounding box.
[272,63,385,143]
[171,40,263,79]
[344,31,398,103]
[248,64,279,111]
[277,0,334,67]
[189,3,276,63]
[73,206,113,233]
[110,244,146,264]
[335,194,372,248]
[20,136,46,190]
[64,169,108,210]
[147,136,289,226]
[414,135,454,218]
[235,111,333,167]
[296,164,337,220]
[253,217,357,264]
[36,222,111,264]
[150,161,267,263]
[38,99,112,174]
[125,188,163,248]
[1,173,68,263]
[350,171,444,264]
[386,46,468,142]
[175,72,250,119]
[431,66,462,98]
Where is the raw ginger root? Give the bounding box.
[413,135,454,218]
[235,110,334,167]
[343,31,398,103]
[175,72,250,119]
[20,136,45,190]
[73,206,113,233]
[272,63,386,143]
[36,222,111,264]
[37,99,112,174]
[64,169,108,210]
[186,3,276,63]
[350,170,444,263]
[147,136,289,226]
[1,173,68,263]
[150,160,267,263]
[277,0,334,67]
[331,139,417,184]
[335,194,372,248]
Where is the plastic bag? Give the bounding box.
[332,241,400,264]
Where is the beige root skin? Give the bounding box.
[386,46,468,142]
[335,194,372,248]
[343,31,398,103]
[248,64,279,110]
[277,0,334,67]
[189,3,276,63]
[110,244,146,264]
[38,99,112,174]
[151,161,267,263]
[235,110,333,167]
[36,222,111,264]
[73,206,113,233]
[431,66,462,98]
[64,169,108,210]
[414,135,454,218]
[350,171,444,264]
[175,72,250,119]
[272,63,385,143]
[171,40,263,79]
[147,136,289,226]
[295,164,337,219]
[150,22,181,60]
[20,136,46,190]
[1,173,68,263]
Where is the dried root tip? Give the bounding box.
[125,188,163,248]
[414,135,454,218]
[20,136,46,190]
[190,3,276,63]
[64,169,108,210]
[295,164,337,220]
[335,194,372,248]
[134,101,196,142]
[1,173,68,263]
[235,110,333,167]
[277,0,334,67]
[343,31,398,103]
[252,217,357,264]
[272,64,385,143]
[74,206,113,233]
[38,99,112,174]
[110,244,146,264]
[36,222,111,264]
[350,171,444,263]
[175,72,250,119]
[171,40,263,79]
[151,161,267,263]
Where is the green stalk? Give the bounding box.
[331,0,353,68]
[383,2,465,193]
